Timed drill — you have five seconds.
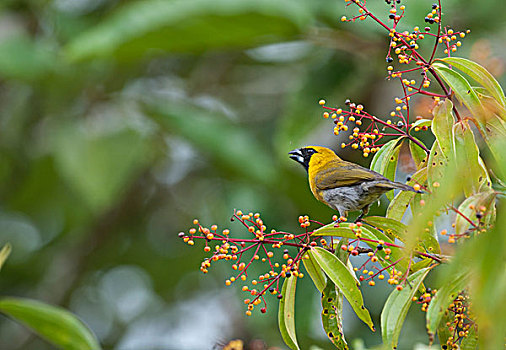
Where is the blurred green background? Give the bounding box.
[0,0,504,349]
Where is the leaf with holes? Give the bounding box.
[440,57,506,108]
[431,99,455,160]
[427,141,447,193]
[453,121,491,196]
[321,278,348,349]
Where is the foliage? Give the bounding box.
[179,1,506,349]
[0,0,505,349]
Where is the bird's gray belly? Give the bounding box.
[322,182,391,213]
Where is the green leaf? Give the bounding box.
[309,247,374,331]
[278,276,300,350]
[474,87,506,118]
[419,225,441,255]
[479,114,506,171]
[381,267,432,349]
[0,297,101,350]
[440,57,506,108]
[321,279,348,349]
[432,63,486,121]
[408,187,441,255]
[431,99,455,160]
[453,121,491,196]
[410,258,432,274]
[387,166,427,221]
[409,138,428,170]
[312,224,404,272]
[313,223,407,271]
[426,271,467,336]
[362,216,407,242]
[436,309,454,348]
[312,223,359,240]
[454,190,496,236]
[0,243,12,271]
[365,215,439,259]
[369,137,403,173]
[65,0,310,61]
[302,251,326,293]
[460,324,479,350]
[409,118,432,130]
[370,137,404,200]
[313,222,394,247]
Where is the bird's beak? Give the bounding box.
[288,148,304,165]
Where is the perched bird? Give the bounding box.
[289,146,420,222]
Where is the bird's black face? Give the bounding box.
[288,147,317,171]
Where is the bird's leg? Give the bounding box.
[355,206,370,223]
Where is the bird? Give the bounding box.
[289,146,420,222]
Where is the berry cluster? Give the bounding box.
[179,210,445,315]
[412,287,437,312]
[319,98,429,157]
[322,1,470,157]
[179,210,319,315]
[441,293,475,349]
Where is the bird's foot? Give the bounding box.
[355,208,368,223]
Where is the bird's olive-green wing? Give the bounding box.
[314,160,386,190]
